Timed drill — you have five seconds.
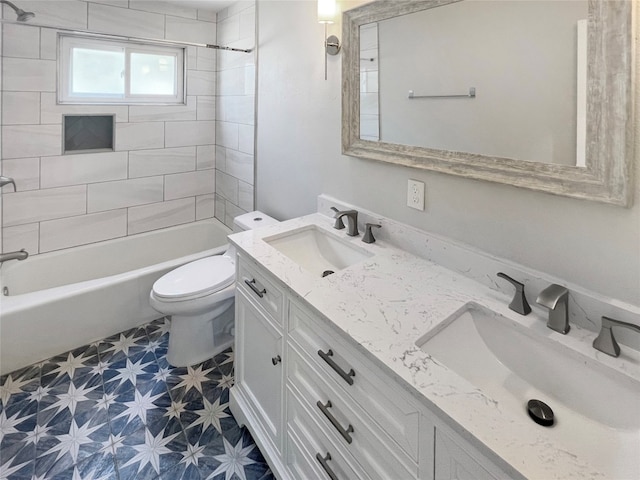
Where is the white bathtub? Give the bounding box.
[0,219,232,375]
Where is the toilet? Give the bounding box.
[149,211,279,367]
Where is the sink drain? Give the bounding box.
[322,270,335,278]
[527,399,554,427]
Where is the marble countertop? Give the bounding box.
[229,213,640,480]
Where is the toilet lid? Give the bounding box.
[153,256,235,299]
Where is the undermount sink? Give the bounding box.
[263,225,373,277]
[416,303,640,479]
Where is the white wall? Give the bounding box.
[255,1,640,307]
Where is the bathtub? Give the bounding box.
[0,219,232,375]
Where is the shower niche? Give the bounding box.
[63,114,115,154]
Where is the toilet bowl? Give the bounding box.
[149,212,278,367]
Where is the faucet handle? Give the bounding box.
[0,176,16,192]
[593,316,640,357]
[330,207,345,230]
[497,272,531,316]
[362,223,381,244]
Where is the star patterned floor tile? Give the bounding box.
[0,320,274,480]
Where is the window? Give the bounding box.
[59,35,185,104]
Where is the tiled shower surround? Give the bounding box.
[0,0,257,255]
[0,318,274,480]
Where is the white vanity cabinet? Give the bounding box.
[230,254,512,480]
[231,255,286,472]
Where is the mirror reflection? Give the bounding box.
[359,1,588,167]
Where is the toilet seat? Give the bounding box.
[153,256,235,301]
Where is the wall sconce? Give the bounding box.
[318,0,340,80]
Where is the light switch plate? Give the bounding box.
[407,179,425,210]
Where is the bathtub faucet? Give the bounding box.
[0,249,29,265]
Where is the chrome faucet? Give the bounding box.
[0,176,16,191]
[497,272,531,315]
[536,284,570,334]
[593,316,640,357]
[0,249,29,264]
[333,209,359,236]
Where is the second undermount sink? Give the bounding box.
[263,225,373,277]
[416,303,640,479]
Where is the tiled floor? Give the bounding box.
[0,318,274,480]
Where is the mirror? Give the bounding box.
[342,0,634,206]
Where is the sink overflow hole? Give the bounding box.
[527,399,554,427]
[322,270,335,278]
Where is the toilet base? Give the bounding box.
[166,299,234,367]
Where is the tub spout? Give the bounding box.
[0,249,29,264]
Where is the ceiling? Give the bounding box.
[162,0,236,12]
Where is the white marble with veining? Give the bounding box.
[229,209,640,480]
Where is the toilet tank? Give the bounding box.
[233,211,279,233]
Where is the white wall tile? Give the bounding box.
[39,28,58,60]
[197,47,216,71]
[214,193,226,224]
[187,70,216,96]
[129,96,196,123]
[238,6,255,42]
[165,16,216,44]
[129,0,197,19]
[360,92,379,115]
[225,149,253,184]
[238,180,254,211]
[2,158,40,191]
[215,170,238,204]
[217,48,254,72]
[41,152,128,188]
[165,169,215,200]
[85,0,129,7]
[12,1,88,29]
[217,95,254,124]
[128,198,195,235]
[129,147,196,178]
[88,3,164,38]
[216,67,245,96]
[2,185,86,226]
[2,223,39,254]
[2,92,40,125]
[196,145,215,170]
[3,23,39,58]
[238,124,254,154]
[165,120,215,147]
[215,146,227,171]
[195,194,215,220]
[217,14,239,45]
[115,122,165,151]
[2,125,61,159]
[3,58,56,91]
[87,176,164,213]
[40,92,129,124]
[196,9,217,22]
[186,46,197,70]
[215,121,238,149]
[196,96,216,121]
[224,200,246,229]
[40,209,127,253]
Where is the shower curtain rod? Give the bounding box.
[0,18,253,53]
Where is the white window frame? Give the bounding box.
[59,34,186,105]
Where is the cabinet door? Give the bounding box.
[236,289,283,447]
[435,430,498,480]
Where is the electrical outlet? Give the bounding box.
[407,179,425,210]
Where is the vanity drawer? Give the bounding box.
[288,343,418,479]
[288,300,420,461]
[237,254,284,326]
[286,386,370,480]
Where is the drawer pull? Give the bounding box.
[244,278,266,298]
[315,452,338,480]
[317,400,354,444]
[318,349,355,385]
[271,355,281,365]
